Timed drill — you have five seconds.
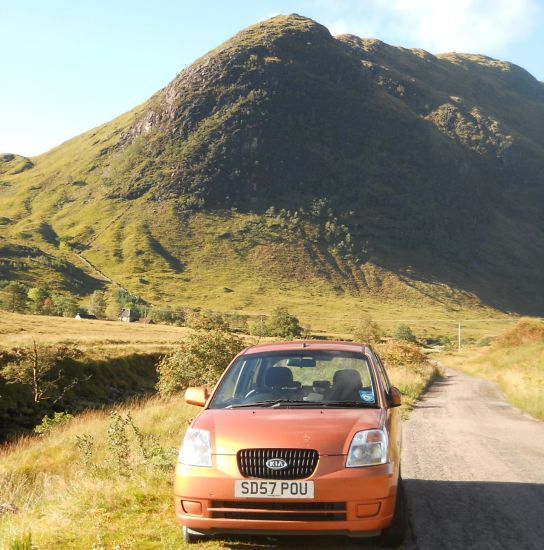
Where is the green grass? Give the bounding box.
[0,397,190,549]
[0,352,437,549]
[0,312,194,440]
[1,14,543,325]
[441,319,544,419]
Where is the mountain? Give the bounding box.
[1,14,543,322]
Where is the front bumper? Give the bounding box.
[174,454,399,536]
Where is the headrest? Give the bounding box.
[265,367,294,388]
[313,380,331,391]
[332,369,362,387]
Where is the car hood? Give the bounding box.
[193,408,385,455]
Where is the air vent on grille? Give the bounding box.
[237,448,319,479]
[210,501,347,522]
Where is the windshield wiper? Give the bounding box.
[321,401,379,408]
[227,400,315,409]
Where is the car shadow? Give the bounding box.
[210,479,544,549]
[404,479,544,550]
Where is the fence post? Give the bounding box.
[458,321,461,352]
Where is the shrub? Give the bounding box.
[393,324,417,343]
[107,411,131,474]
[477,336,494,347]
[225,313,249,333]
[376,341,439,410]
[376,341,428,368]
[494,319,544,348]
[34,411,74,436]
[187,311,229,331]
[248,316,268,337]
[150,306,187,325]
[353,315,382,343]
[75,410,177,475]
[75,434,95,468]
[156,329,245,395]
[262,307,302,338]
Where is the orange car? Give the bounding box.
[175,341,406,547]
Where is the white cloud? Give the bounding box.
[321,0,540,55]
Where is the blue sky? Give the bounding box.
[2,0,543,157]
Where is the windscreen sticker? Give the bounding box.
[359,390,375,403]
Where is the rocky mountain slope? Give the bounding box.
[1,14,543,318]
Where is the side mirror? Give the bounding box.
[185,387,209,407]
[389,386,402,407]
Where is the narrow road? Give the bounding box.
[403,368,544,550]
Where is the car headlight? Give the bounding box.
[179,428,212,467]
[346,429,388,467]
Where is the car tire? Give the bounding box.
[181,525,204,544]
[376,476,408,548]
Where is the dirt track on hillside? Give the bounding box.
[402,368,544,550]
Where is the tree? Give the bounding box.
[42,297,54,316]
[353,315,383,344]
[51,292,80,317]
[393,324,417,343]
[105,288,145,319]
[0,282,28,313]
[264,307,302,338]
[188,311,229,331]
[88,290,107,319]
[27,287,49,314]
[105,295,122,320]
[156,329,245,395]
[0,341,83,405]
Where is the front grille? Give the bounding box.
[237,448,319,479]
[210,501,346,522]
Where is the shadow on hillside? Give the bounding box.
[371,250,544,316]
[146,232,185,272]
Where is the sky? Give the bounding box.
[1,0,543,157]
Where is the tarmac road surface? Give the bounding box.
[212,369,544,549]
[403,368,544,550]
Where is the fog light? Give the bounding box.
[356,502,381,518]
[181,500,203,516]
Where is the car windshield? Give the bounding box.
[209,350,379,409]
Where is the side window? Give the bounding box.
[374,353,391,393]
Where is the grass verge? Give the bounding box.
[0,346,438,549]
[441,319,544,420]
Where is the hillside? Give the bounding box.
[1,14,543,320]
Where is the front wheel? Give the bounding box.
[376,477,408,548]
[181,526,205,544]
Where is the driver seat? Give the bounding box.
[265,366,294,389]
[326,369,363,401]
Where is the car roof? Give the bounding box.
[241,340,372,355]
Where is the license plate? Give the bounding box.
[235,480,314,499]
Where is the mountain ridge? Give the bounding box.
[1,14,543,321]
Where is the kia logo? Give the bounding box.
[266,458,288,470]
